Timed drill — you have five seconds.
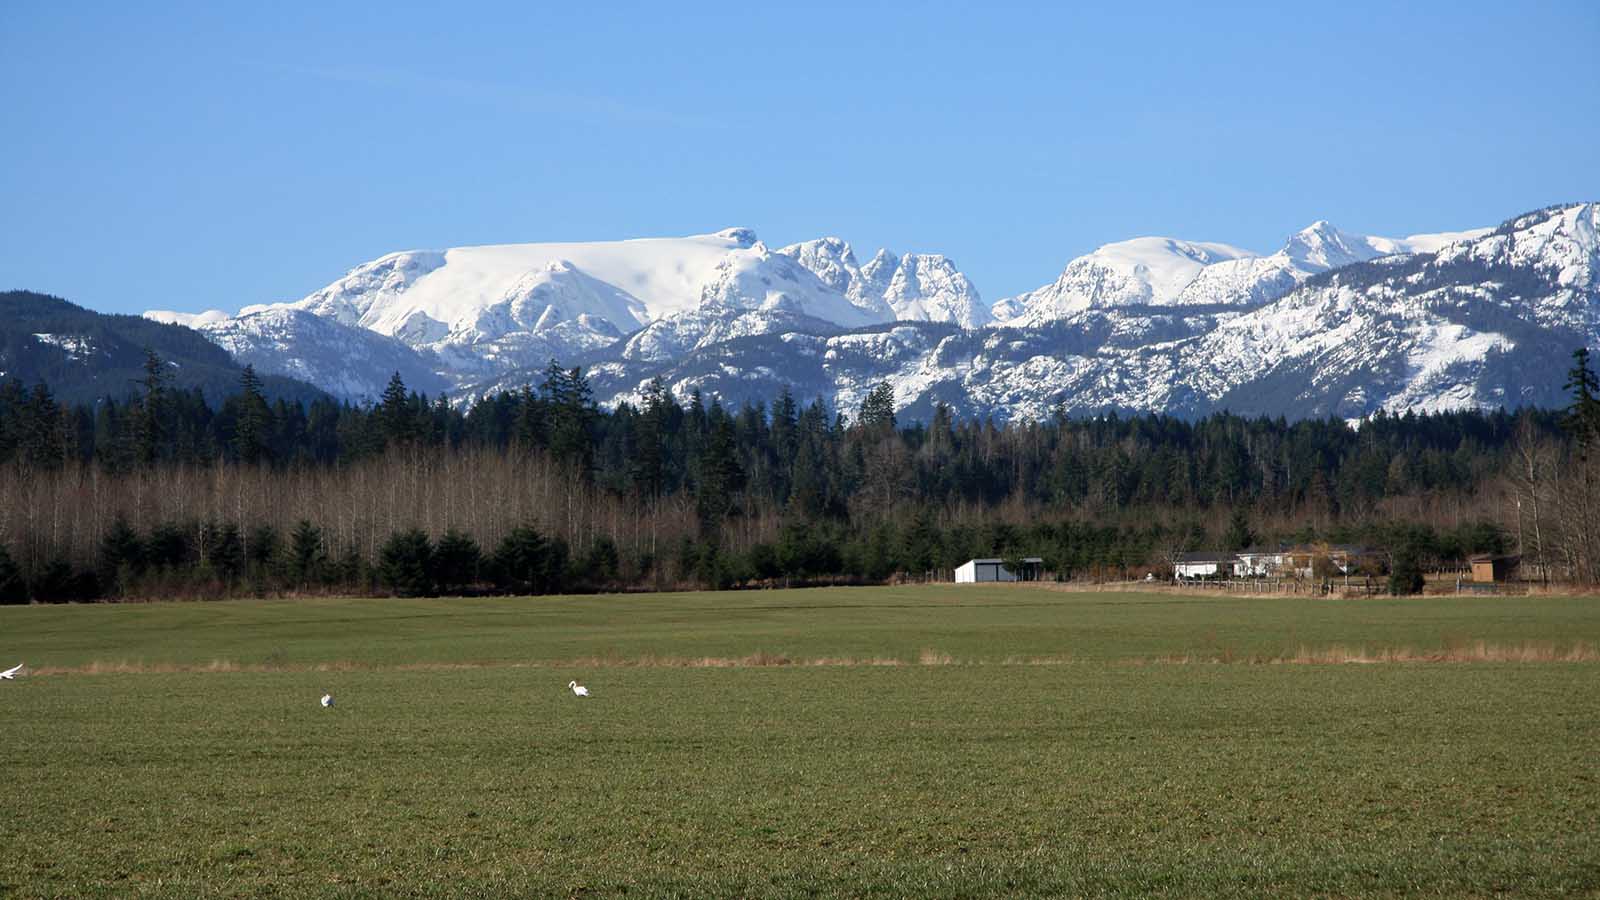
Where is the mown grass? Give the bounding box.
[5,585,1600,669]
[2,587,1598,897]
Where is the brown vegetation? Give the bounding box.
[28,638,1597,677]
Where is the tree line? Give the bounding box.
[0,348,1590,603]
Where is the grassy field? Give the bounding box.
[2,586,1598,897]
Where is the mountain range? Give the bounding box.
[127,201,1599,420]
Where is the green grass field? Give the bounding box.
[2,586,1598,897]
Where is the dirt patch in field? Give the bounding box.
[27,654,911,676]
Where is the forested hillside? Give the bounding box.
[0,291,325,406]
[0,350,1587,603]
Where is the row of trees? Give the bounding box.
[0,349,1595,601]
[0,354,1561,516]
[0,509,1511,604]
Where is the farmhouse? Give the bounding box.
[1234,544,1378,580]
[1172,551,1238,579]
[1235,546,1288,577]
[955,557,1043,583]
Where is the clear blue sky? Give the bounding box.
[3,1,1596,316]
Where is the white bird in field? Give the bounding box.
[568,680,590,697]
[320,692,334,708]
[0,663,22,680]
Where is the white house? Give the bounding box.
[1172,552,1238,579]
[955,557,1043,583]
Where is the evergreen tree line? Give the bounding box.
[0,353,1563,510]
[0,349,1591,603]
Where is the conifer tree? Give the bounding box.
[134,349,169,467]
[378,529,434,596]
[491,525,554,594]
[1223,508,1255,551]
[99,516,145,593]
[632,377,669,500]
[378,372,414,446]
[857,381,897,433]
[771,387,798,459]
[433,529,483,592]
[202,522,245,582]
[542,363,596,472]
[512,384,545,450]
[287,520,327,586]
[1563,347,1600,447]
[234,365,272,464]
[696,413,744,540]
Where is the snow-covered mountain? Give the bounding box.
[771,238,893,319]
[553,203,1596,421]
[994,222,1494,324]
[996,237,1255,325]
[138,203,1595,422]
[775,239,990,327]
[171,307,451,400]
[1174,205,1593,415]
[151,228,889,390]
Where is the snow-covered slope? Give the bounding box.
[996,237,1256,325]
[189,307,449,400]
[146,309,234,329]
[261,229,750,329]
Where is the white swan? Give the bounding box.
[0,663,21,680]
[568,680,590,697]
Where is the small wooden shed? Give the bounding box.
[1469,554,1520,583]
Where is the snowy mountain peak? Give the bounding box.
[1090,237,1257,287]
[995,217,1503,326]
[782,237,899,319]
[994,236,1257,325]
[880,253,991,328]
[858,250,900,301]
[244,249,447,327]
[776,241,989,327]
[714,227,760,248]
[1436,202,1597,290]
[1282,220,1377,270]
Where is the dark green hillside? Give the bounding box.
[0,290,324,405]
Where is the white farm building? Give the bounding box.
[1172,552,1239,579]
[954,557,1044,583]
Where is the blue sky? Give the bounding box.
[2,1,1597,316]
